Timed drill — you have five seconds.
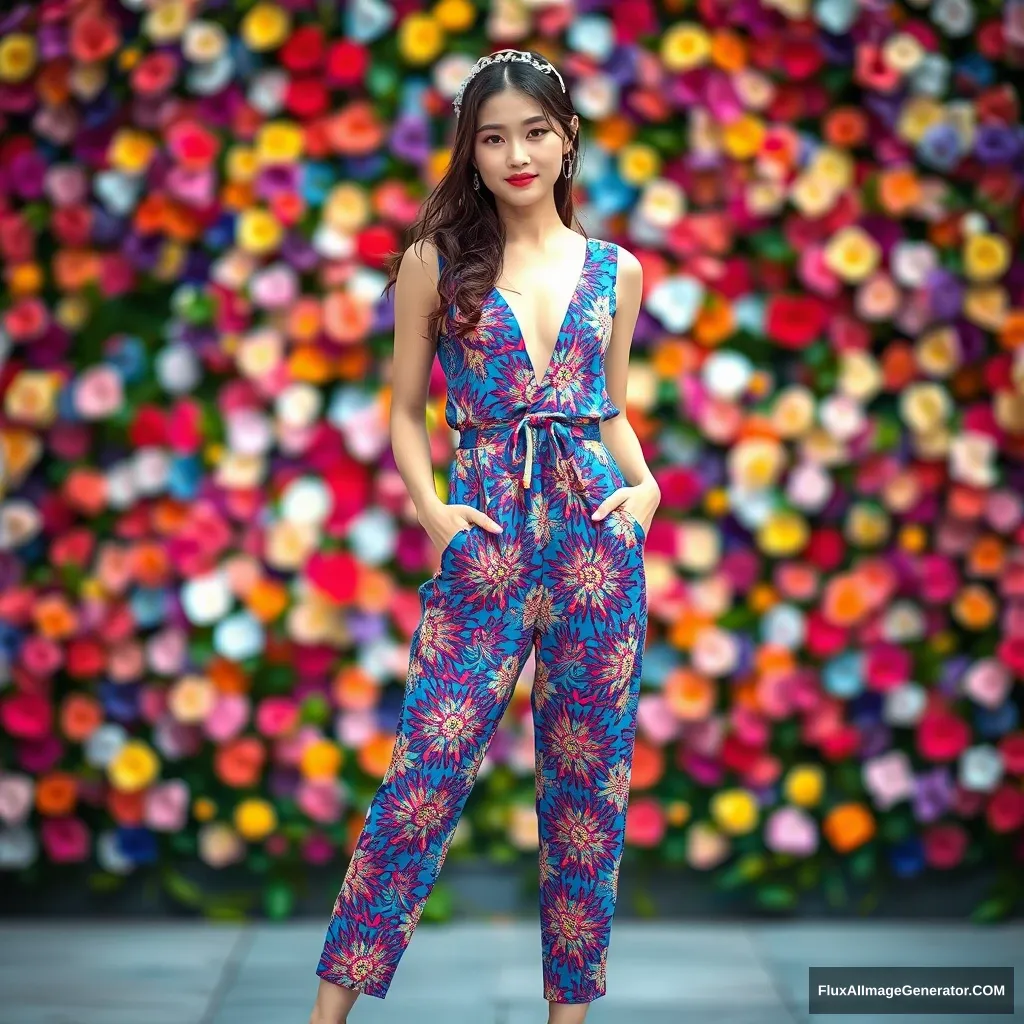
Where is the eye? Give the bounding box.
[482,128,550,144]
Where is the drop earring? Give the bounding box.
[563,151,573,179]
[473,171,480,190]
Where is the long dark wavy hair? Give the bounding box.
[381,50,585,347]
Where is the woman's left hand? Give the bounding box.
[592,479,661,537]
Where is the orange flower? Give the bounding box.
[288,345,333,383]
[968,536,1005,577]
[333,666,378,711]
[246,578,289,622]
[63,467,107,516]
[322,289,373,345]
[824,106,867,148]
[209,656,250,694]
[358,733,395,778]
[33,593,78,640]
[60,693,103,742]
[710,29,746,71]
[53,250,99,291]
[629,740,665,790]
[998,310,1024,351]
[821,574,869,627]
[693,293,734,347]
[37,60,72,105]
[877,167,921,216]
[285,297,323,343]
[214,736,266,788]
[594,113,634,152]
[664,668,716,721]
[948,484,986,520]
[953,584,997,631]
[36,773,77,816]
[131,542,171,588]
[823,803,875,853]
[880,341,917,390]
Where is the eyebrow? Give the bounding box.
[475,115,549,132]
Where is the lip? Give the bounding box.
[506,174,537,186]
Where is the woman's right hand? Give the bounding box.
[418,501,502,555]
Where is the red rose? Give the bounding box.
[820,725,860,762]
[720,735,760,774]
[997,636,1024,678]
[0,691,53,740]
[987,784,1024,834]
[325,40,368,87]
[286,78,329,119]
[998,733,1024,775]
[916,709,971,761]
[806,529,846,572]
[765,295,832,349]
[306,552,359,604]
[279,25,325,72]
[923,823,968,869]
[130,405,169,447]
[66,638,107,678]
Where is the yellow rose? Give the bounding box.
[226,146,259,183]
[789,173,840,218]
[746,178,787,217]
[771,386,816,438]
[883,32,924,73]
[257,122,304,165]
[290,596,347,647]
[234,798,278,841]
[108,740,160,793]
[838,350,883,402]
[300,738,344,780]
[240,2,291,51]
[666,801,691,827]
[142,0,189,43]
[680,522,721,573]
[900,381,951,434]
[709,789,759,835]
[824,226,881,283]
[0,34,36,83]
[809,147,854,191]
[182,21,228,64]
[723,114,765,161]
[963,286,1007,330]
[963,234,1010,283]
[758,509,810,557]
[914,326,960,378]
[784,765,824,807]
[109,129,158,174]
[661,24,711,71]
[237,208,283,256]
[898,97,944,144]
[728,437,786,491]
[434,0,475,32]
[324,183,371,233]
[4,371,61,427]
[639,179,687,229]
[845,503,890,548]
[168,675,216,724]
[508,804,539,850]
[266,520,318,571]
[397,12,445,65]
[618,143,661,186]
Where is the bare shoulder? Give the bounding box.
[610,241,642,282]
[405,237,441,287]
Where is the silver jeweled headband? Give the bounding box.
[452,49,566,120]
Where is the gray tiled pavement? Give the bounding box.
[0,920,1020,1024]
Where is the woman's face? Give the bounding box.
[472,89,576,202]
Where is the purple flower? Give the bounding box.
[973,124,1023,165]
[390,113,431,165]
[913,767,954,823]
[918,122,963,172]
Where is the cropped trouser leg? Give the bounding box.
[317,533,536,999]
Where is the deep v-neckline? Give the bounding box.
[492,236,591,390]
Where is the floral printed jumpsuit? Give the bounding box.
[318,236,648,1004]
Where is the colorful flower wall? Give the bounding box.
[1,0,1024,920]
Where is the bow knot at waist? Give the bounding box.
[457,414,602,487]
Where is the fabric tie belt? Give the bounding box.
[458,414,602,488]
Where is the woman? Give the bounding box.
[309,48,660,1024]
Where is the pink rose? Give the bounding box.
[922,823,968,869]
[1,692,53,740]
[625,796,665,848]
[41,817,90,863]
[302,833,335,865]
[764,806,818,856]
[144,779,189,832]
[863,751,915,809]
[203,695,250,742]
[0,773,34,825]
[256,697,299,738]
[18,635,63,676]
[962,659,1011,709]
[296,779,343,824]
[865,642,911,692]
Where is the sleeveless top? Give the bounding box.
[435,236,621,432]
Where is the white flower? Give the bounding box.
[760,604,806,649]
[280,477,332,527]
[958,745,1003,793]
[931,0,975,37]
[0,826,37,869]
[214,611,265,661]
[702,350,753,401]
[155,344,201,394]
[180,570,233,626]
[883,683,927,726]
[276,383,323,429]
[85,723,128,768]
[131,447,171,495]
[247,69,289,116]
[97,830,135,875]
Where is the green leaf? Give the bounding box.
[971,896,1013,923]
[632,888,659,918]
[421,882,453,923]
[755,884,797,911]
[162,869,203,907]
[87,872,124,892]
[263,880,295,921]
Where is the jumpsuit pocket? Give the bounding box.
[591,441,647,545]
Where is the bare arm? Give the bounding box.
[389,239,502,553]
[595,245,661,533]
